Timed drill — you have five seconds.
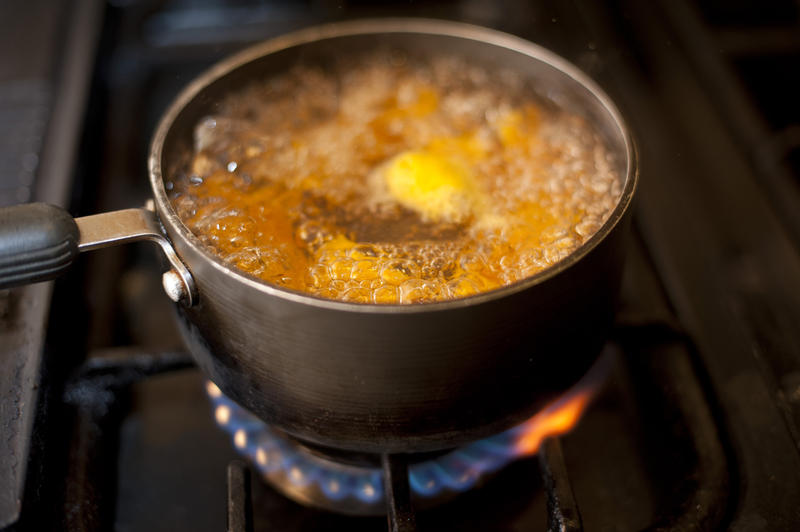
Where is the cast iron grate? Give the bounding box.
[224,440,583,532]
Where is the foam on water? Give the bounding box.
[169,53,622,303]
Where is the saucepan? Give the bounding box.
[0,19,637,453]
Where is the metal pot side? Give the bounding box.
[148,19,638,453]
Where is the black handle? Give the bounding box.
[0,203,80,289]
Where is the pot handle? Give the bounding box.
[0,203,80,289]
[0,202,197,306]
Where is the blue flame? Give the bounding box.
[206,355,608,504]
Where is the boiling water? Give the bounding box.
[169,54,622,304]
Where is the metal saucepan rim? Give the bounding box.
[149,18,638,315]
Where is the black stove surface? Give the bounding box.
[2,0,800,530]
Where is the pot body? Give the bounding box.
[149,20,637,453]
[172,223,627,453]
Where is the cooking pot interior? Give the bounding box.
[157,28,630,234]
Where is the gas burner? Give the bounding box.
[206,355,609,515]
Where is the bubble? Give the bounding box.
[399,279,436,303]
[296,221,325,247]
[380,260,417,285]
[351,260,380,281]
[373,284,398,304]
[341,287,370,302]
[575,218,600,237]
[328,259,353,281]
[349,244,378,259]
[447,276,480,299]
[305,264,328,288]
[555,237,574,249]
[329,280,346,293]
[459,252,487,273]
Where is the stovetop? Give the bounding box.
[2,0,800,530]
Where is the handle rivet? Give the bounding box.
[162,269,188,303]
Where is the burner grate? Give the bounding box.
[204,355,606,515]
[26,313,731,532]
[225,440,584,532]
